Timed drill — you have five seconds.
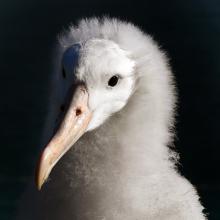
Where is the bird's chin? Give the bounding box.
[86,109,109,132]
[86,116,106,132]
[86,101,127,132]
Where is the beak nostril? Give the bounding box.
[76,108,82,116]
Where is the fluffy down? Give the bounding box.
[17,17,207,220]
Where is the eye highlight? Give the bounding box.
[108,75,120,87]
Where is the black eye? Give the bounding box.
[108,75,119,87]
[62,67,66,78]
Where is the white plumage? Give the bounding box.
[18,17,206,220]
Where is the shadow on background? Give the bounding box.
[0,0,219,219]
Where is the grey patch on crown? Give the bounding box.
[62,43,82,78]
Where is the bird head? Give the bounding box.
[36,38,136,189]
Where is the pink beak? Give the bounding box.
[36,84,92,190]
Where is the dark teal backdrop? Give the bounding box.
[0,0,219,219]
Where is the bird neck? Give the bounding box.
[102,87,175,177]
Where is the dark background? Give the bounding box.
[0,0,219,219]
